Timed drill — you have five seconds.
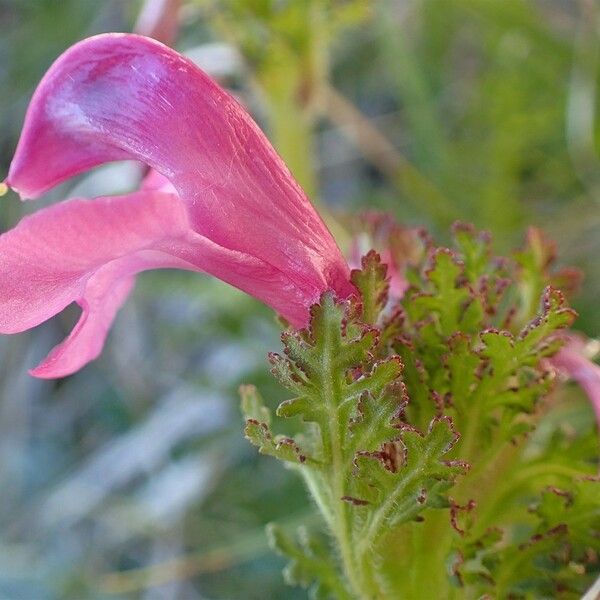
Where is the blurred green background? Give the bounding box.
[0,1,598,598]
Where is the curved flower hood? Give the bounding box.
[1,33,354,378]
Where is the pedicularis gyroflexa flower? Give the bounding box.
[2,30,599,600]
[1,33,354,378]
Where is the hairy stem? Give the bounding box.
[322,338,366,597]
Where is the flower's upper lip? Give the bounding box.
[1,33,355,378]
[6,33,349,282]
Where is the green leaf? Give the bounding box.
[443,333,480,409]
[514,227,557,319]
[274,292,402,458]
[346,357,404,401]
[241,385,306,464]
[517,286,576,355]
[240,226,589,600]
[454,477,600,598]
[348,383,407,456]
[409,248,473,336]
[347,417,469,544]
[267,524,353,600]
[452,222,492,283]
[472,287,576,422]
[478,329,517,379]
[392,335,431,416]
[243,419,306,464]
[240,384,271,425]
[350,250,390,325]
[447,527,503,589]
[426,248,463,294]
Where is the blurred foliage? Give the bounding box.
[0,0,598,599]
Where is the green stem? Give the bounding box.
[318,317,380,599]
[358,471,421,555]
[410,512,453,598]
[456,380,495,465]
[323,340,365,597]
[301,468,335,528]
[357,437,441,555]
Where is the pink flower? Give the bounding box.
[1,33,353,379]
[549,334,600,431]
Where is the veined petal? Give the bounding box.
[6,33,353,301]
[0,189,331,377]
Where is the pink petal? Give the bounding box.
[0,188,338,377]
[380,248,409,300]
[550,336,600,430]
[0,189,185,376]
[30,274,135,379]
[6,33,353,305]
[0,190,187,334]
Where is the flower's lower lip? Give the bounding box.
[0,182,8,197]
